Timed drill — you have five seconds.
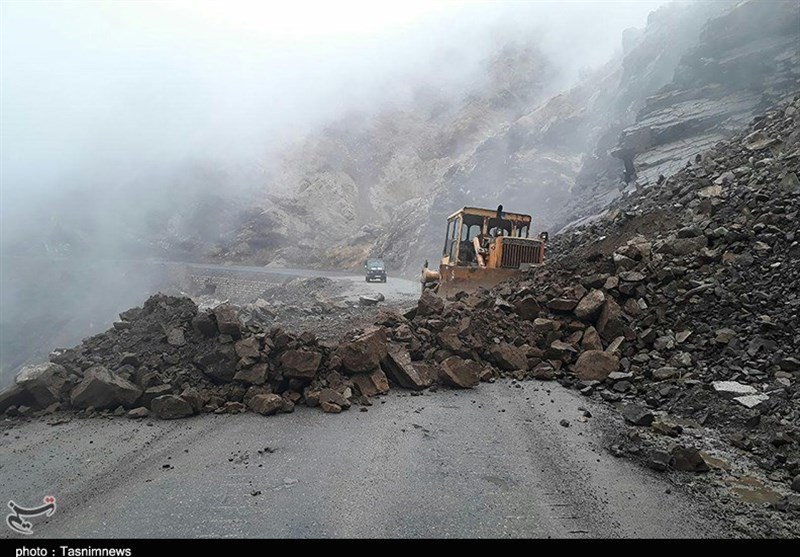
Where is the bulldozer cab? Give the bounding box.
[442,206,540,267]
[425,205,545,295]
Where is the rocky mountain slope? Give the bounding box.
[4,95,799,537]
[219,0,799,276]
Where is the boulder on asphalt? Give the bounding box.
[280,350,322,380]
[438,357,481,388]
[671,447,710,472]
[417,290,444,317]
[70,366,142,409]
[530,362,556,380]
[489,343,528,371]
[351,369,390,397]
[0,384,33,414]
[320,401,342,413]
[381,345,434,390]
[318,388,351,409]
[15,363,67,407]
[248,393,284,416]
[336,327,388,374]
[573,350,619,381]
[213,304,242,339]
[621,404,655,426]
[574,289,605,321]
[151,395,194,419]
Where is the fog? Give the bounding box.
[0,0,667,381]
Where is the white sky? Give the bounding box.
[1,0,668,198]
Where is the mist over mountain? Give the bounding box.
[218,0,799,275]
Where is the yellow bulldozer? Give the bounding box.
[421,205,547,295]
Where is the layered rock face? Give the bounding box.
[612,0,800,190]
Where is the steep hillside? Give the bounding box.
[218,0,799,275]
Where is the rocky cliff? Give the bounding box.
[219,0,799,274]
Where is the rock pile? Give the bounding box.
[0,294,456,420]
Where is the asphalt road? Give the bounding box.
[0,381,726,538]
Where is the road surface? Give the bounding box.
[0,381,725,538]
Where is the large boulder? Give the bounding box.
[596,298,625,340]
[573,350,620,381]
[234,337,261,360]
[0,384,33,414]
[513,296,541,320]
[280,350,322,380]
[489,343,528,371]
[194,344,237,382]
[234,363,268,385]
[15,363,67,407]
[151,395,194,419]
[248,393,284,416]
[417,290,444,317]
[574,289,606,321]
[351,369,390,397]
[213,304,242,339]
[380,345,434,390]
[581,326,603,351]
[192,311,218,337]
[438,357,480,388]
[336,327,388,374]
[70,366,143,409]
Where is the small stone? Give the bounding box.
[166,328,186,347]
[248,394,284,416]
[714,328,736,345]
[671,447,710,472]
[127,407,150,419]
[621,404,654,426]
[320,401,342,413]
[733,394,769,409]
[712,381,758,398]
[648,450,671,472]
